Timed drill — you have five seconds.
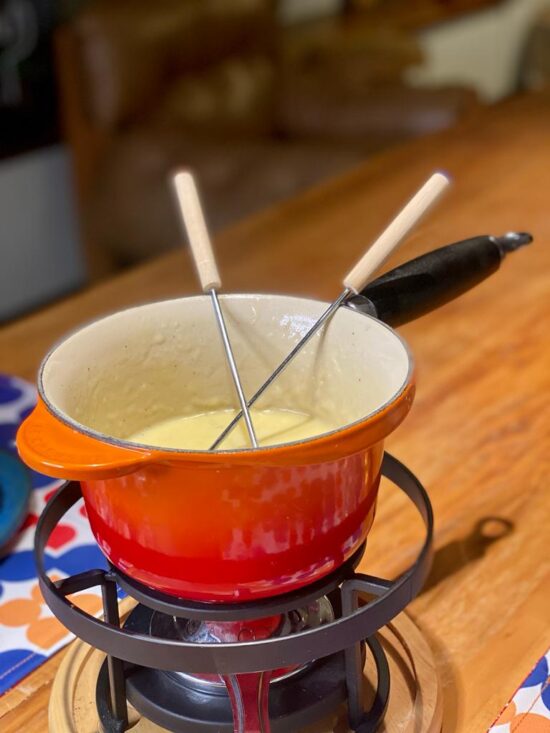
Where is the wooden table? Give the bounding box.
[1,90,549,732]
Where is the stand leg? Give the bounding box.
[222,671,273,733]
[101,578,128,729]
[342,585,365,729]
[341,579,391,732]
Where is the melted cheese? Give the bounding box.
[128,408,335,450]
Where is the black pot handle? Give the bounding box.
[349,232,532,327]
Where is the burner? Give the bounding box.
[112,602,378,733]
[35,453,436,733]
[100,646,381,732]
[149,596,335,689]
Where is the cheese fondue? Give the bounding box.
[128,408,336,450]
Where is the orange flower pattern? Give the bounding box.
[0,579,102,649]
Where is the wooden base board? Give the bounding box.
[49,609,442,733]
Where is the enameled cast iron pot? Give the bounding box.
[18,294,414,602]
[17,234,528,602]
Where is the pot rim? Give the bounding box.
[37,293,415,457]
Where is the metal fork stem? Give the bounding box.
[210,289,258,448]
[210,288,351,450]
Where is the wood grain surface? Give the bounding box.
[1,89,549,732]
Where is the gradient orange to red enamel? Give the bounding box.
[80,446,383,601]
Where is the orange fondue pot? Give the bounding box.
[17,294,414,602]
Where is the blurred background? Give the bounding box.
[1,0,550,322]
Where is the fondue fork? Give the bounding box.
[173,171,259,448]
[211,172,450,450]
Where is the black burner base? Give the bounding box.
[97,636,388,733]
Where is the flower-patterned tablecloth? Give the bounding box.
[0,373,108,696]
[488,650,550,732]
